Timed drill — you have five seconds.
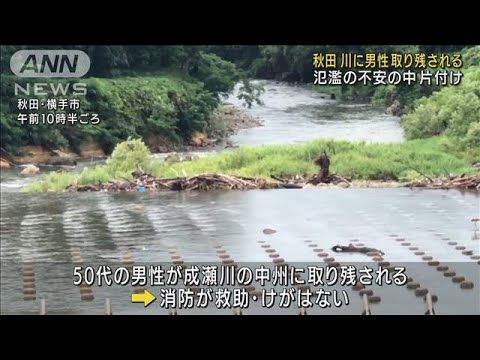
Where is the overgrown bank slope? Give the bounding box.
[1,75,220,154]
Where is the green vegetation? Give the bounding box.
[3,45,479,193]
[2,45,478,155]
[462,46,480,67]
[150,137,477,181]
[0,45,260,154]
[25,138,154,192]
[1,75,221,154]
[24,137,477,192]
[402,66,479,150]
[105,137,154,178]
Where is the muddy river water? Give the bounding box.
[1,81,478,314]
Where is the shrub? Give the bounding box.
[465,121,480,149]
[402,67,480,142]
[105,138,152,177]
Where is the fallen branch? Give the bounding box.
[271,174,286,182]
[306,173,352,186]
[410,168,434,183]
[278,183,303,189]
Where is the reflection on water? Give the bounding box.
[1,189,478,314]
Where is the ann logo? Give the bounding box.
[10,50,90,78]
[20,54,79,74]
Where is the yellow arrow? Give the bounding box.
[131,289,156,307]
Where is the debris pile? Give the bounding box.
[67,172,280,192]
[407,174,480,190]
[306,174,352,187]
[270,174,352,188]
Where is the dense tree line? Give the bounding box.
[0,46,246,153]
[2,45,465,83]
[1,45,240,92]
[0,45,477,155]
[207,45,466,81]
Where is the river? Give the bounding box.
[228,81,405,145]
[1,81,479,315]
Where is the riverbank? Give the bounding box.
[23,137,479,192]
[0,104,261,169]
[1,69,262,165]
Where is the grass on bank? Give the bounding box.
[23,137,478,192]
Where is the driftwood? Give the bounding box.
[270,175,303,189]
[270,152,340,187]
[407,174,480,190]
[67,172,281,192]
[307,174,352,187]
[331,244,384,256]
[271,173,351,187]
[310,151,351,186]
[65,162,480,193]
[314,151,330,182]
[65,172,480,192]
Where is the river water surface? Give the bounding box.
[1,81,478,315]
[228,81,405,145]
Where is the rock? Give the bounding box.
[52,149,76,159]
[12,146,79,167]
[386,100,401,116]
[13,146,51,164]
[191,137,203,147]
[12,147,78,167]
[20,164,40,176]
[279,72,296,82]
[190,132,208,147]
[0,148,15,163]
[117,181,130,190]
[316,182,335,188]
[78,138,105,158]
[263,228,277,235]
[0,159,10,169]
[45,157,77,166]
[183,155,193,162]
[165,153,180,163]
